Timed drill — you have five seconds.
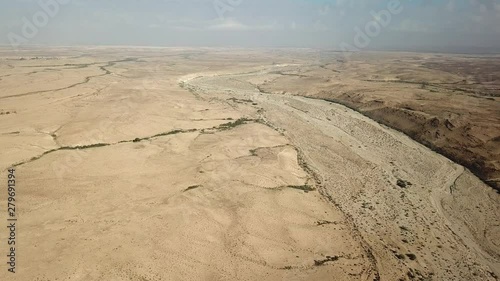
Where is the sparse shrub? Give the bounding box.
[406,253,417,260]
[287,185,315,192]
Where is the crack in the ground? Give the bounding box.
[20,62,104,68]
[0,58,137,100]
[11,127,196,168]
[9,117,257,169]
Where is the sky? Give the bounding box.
[1,0,500,52]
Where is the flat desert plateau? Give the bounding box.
[0,47,499,281]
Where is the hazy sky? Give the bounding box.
[1,0,500,52]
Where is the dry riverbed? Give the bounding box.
[0,47,498,281]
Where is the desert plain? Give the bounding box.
[0,47,499,281]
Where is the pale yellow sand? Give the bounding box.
[0,47,498,281]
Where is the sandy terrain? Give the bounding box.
[0,47,499,281]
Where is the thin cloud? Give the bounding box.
[206,19,281,31]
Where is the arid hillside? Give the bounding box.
[256,52,500,191]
